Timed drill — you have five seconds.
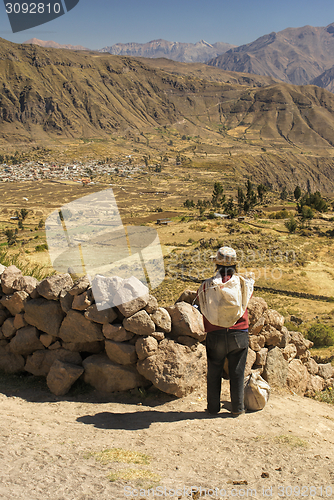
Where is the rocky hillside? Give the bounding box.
[208,23,334,87]
[2,37,334,151]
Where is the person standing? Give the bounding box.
[197,247,254,416]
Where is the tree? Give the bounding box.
[257,184,266,203]
[183,199,195,208]
[294,186,301,201]
[237,187,245,209]
[243,199,250,214]
[280,187,288,200]
[224,197,237,217]
[285,216,297,233]
[20,208,29,220]
[212,182,225,207]
[301,205,314,222]
[4,229,17,245]
[246,179,253,199]
[18,220,24,230]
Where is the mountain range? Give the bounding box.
[207,23,334,92]
[99,39,235,63]
[24,23,334,92]
[24,38,89,51]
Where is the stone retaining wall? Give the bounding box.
[0,264,333,398]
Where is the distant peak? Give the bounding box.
[198,39,213,48]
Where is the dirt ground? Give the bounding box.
[0,380,334,500]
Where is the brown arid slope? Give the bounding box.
[208,23,334,87]
[139,57,280,86]
[1,37,334,149]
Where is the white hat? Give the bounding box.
[210,246,237,265]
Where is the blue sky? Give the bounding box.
[1,0,334,49]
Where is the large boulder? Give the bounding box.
[305,358,319,375]
[102,324,134,342]
[137,339,207,397]
[69,276,91,296]
[282,343,297,362]
[123,310,155,336]
[262,309,285,331]
[9,326,45,356]
[83,354,147,392]
[247,297,268,327]
[1,291,29,316]
[13,313,28,330]
[91,275,149,316]
[25,349,82,377]
[25,298,64,337]
[244,348,257,377]
[277,326,291,349]
[2,317,17,339]
[60,290,73,313]
[150,308,171,333]
[84,304,117,325]
[37,274,73,300]
[72,292,93,311]
[0,344,25,373]
[249,316,265,336]
[289,332,313,357]
[249,335,265,352]
[0,309,9,327]
[135,336,158,361]
[105,340,138,365]
[144,295,159,314]
[58,310,104,343]
[305,375,325,396]
[166,302,206,341]
[256,347,268,366]
[1,265,23,294]
[318,363,334,380]
[175,289,197,305]
[261,325,283,347]
[46,359,84,396]
[286,359,309,395]
[12,276,39,296]
[262,347,288,388]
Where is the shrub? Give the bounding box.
[306,323,334,347]
[269,209,290,220]
[285,216,297,233]
[35,243,48,252]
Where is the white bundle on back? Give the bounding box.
[198,272,254,328]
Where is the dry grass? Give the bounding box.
[108,469,161,484]
[87,448,151,465]
[273,435,309,448]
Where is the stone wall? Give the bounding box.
[0,264,333,398]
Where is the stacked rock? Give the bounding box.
[0,265,333,398]
[246,297,334,396]
[0,266,207,397]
